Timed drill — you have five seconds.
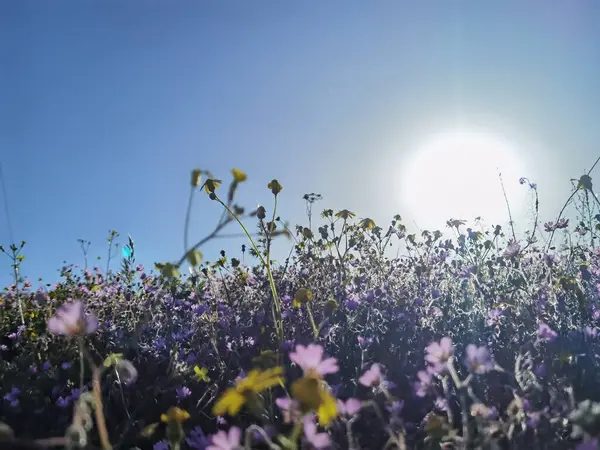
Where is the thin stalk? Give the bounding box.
[306,303,319,339]
[92,367,112,450]
[498,170,517,242]
[215,196,283,343]
[184,186,195,252]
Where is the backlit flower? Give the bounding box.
[464,344,494,374]
[303,414,331,449]
[425,337,454,373]
[47,301,98,336]
[212,367,283,417]
[289,344,338,377]
[207,427,241,450]
[359,363,382,387]
[337,398,361,417]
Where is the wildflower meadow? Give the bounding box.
[2,162,600,450]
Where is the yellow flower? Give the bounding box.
[317,389,338,426]
[291,376,338,426]
[293,288,313,309]
[204,179,222,194]
[359,218,376,230]
[268,179,282,196]
[160,407,190,424]
[212,367,284,417]
[193,366,210,382]
[191,169,202,187]
[335,209,355,220]
[231,168,247,183]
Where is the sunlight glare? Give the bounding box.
[397,129,528,231]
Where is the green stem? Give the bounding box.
[289,420,304,450]
[184,186,195,252]
[215,197,283,344]
[306,303,319,339]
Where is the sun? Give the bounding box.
[396,129,529,231]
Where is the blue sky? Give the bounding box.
[1,1,600,286]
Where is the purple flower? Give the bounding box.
[61,362,72,370]
[359,363,383,387]
[414,369,434,397]
[56,396,71,408]
[176,386,192,399]
[216,416,227,426]
[503,240,521,258]
[192,304,208,316]
[464,344,494,374]
[425,337,454,373]
[538,323,558,342]
[3,387,20,407]
[153,441,169,450]
[207,426,241,450]
[186,426,211,450]
[47,301,98,336]
[344,297,360,311]
[289,344,339,377]
[70,388,81,401]
[303,414,330,449]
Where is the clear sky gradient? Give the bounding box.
[1,1,599,285]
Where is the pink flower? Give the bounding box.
[337,398,361,416]
[303,414,330,449]
[289,344,338,377]
[47,301,98,336]
[359,363,382,387]
[425,337,454,373]
[207,426,241,450]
